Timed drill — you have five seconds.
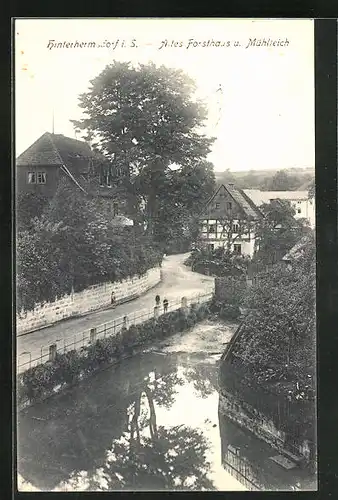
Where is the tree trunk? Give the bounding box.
[145,386,158,440]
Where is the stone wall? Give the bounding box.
[17,267,161,335]
[219,389,312,464]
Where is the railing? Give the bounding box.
[17,288,214,373]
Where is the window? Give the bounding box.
[232,223,239,233]
[106,172,111,187]
[209,224,216,233]
[113,202,119,217]
[234,244,242,255]
[297,208,301,214]
[208,244,214,251]
[37,172,46,184]
[227,202,232,210]
[215,203,220,209]
[27,172,36,184]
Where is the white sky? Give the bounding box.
[15,18,314,172]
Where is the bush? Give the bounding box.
[219,304,241,320]
[16,196,163,312]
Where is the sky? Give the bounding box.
[15,18,315,172]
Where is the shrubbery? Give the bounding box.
[219,234,316,445]
[209,297,241,320]
[185,247,251,278]
[18,302,210,407]
[16,179,163,311]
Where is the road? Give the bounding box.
[17,318,316,492]
[17,253,214,369]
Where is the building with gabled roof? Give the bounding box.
[199,183,263,257]
[16,132,133,225]
[243,189,315,228]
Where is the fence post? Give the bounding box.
[49,344,57,361]
[90,327,97,344]
[104,324,106,338]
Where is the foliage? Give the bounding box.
[71,61,215,248]
[16,178,163,310]
[220,234,316,437]
[215,168,314,192]
[186,246,251,278]
[261,170,301,191]
[253,199,311,266]
[91,425,215,491]
[154,161,216,252]
[18,303,211,407]
[18,348,217,491]
[209,297,241,319]
[16,191,49,230]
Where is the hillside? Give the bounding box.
[215,168,314,191]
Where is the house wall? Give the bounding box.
[203,185,245,220]
[16,267,161,335]
[16,164,61,198]
[200,218,256,257]
[290,199,315,228]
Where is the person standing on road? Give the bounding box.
[163,298,169,313]
[155,294,161,307]
[111,291,116,308]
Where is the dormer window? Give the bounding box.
[215,203,220,209]
[227,202,232,210]
[37,172,46,184]
[27,172,36,184]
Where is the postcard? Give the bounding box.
[15,18,316,492]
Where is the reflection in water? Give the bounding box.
[18,353,218,491]
[18,350,314,492]
[183,362,217,399]
[218,404,316,491]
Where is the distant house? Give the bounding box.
[199,183,263,257]
[243,189,315,229]
[16,132,133,225]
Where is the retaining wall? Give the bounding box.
[219,389,312,464]
[16,267,161,335]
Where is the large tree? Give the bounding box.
[71,61,215,239]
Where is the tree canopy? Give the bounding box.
[261,170,300,191]
[71,61,215,248]
[253,199,311,266]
